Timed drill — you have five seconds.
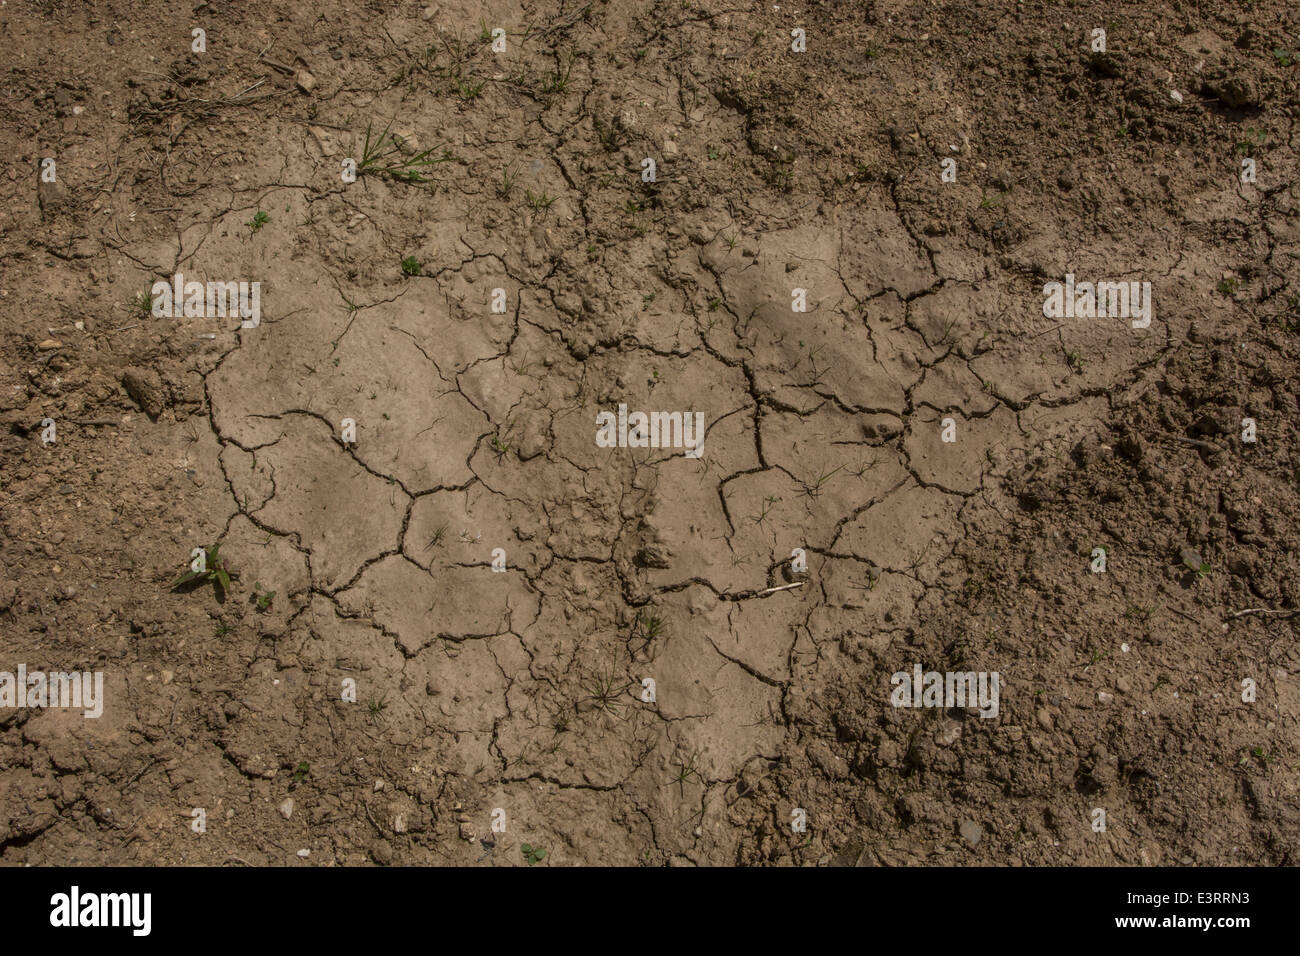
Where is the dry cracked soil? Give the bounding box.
[1,0,1299,867]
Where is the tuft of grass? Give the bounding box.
[797,463,844,499]
[356,119,451,183]
[489,419,516,460]
[751,494,781,528]
[580,661,633,717]
[630,608,665,651]
[666,749,702,797]
[525,188,556,211]
[498,164,519,199]
[128,289,155,319]
[424,523,448,551]
[508,350,541,375]
[1272,297,1300,334]
[543,58,574,95]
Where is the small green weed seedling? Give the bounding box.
[1236,128,1267,154]
[252,582,276,612]
[173,544,232,600]
[1179,547,1211,579]
[1239,746,1272,768]
[521,843,547,865]
[246,210,270,234]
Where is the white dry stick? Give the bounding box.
[757,582,804,596]
[232,79,267,100]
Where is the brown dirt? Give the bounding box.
[1,0,1297,866]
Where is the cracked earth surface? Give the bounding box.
[2,0,1298,865]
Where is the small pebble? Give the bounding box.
[279,798,294,819]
